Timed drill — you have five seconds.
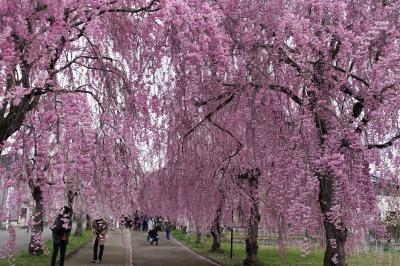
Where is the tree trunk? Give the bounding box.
[74,213,84,236]
[67,190,76,209]
[319,175,347,266]
[313,106,347,264]
[196,227,202,244]
[86,214,92,230]
[211,171,226,252]
[29,186,44,255]
[0,67,40,145]
[210,218,222,252]
[309,64,348,265]
[243,169,261,266]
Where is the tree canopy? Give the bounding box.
[1,1,400,265]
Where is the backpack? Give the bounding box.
[95,219,105,234]
[51,215,63,233]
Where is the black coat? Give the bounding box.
[148,228,158,238]
[52,214,72,243]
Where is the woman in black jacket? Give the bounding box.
[50,206,72,266]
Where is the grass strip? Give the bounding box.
[172,230,400,266]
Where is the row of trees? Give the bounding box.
[0,0,154,260]
[137,1,400,265]
[0,1,399,266]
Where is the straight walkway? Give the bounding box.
[65,230,129,266]
[131,231,218,266]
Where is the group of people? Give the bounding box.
[121,214,173,245]
[50,206,109,265]
[146,217,172,245]
[50,207,173,265]
[120,214,173,245]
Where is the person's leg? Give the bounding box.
[166,230,170,240]
[93,236,99,261]
[50,242,60,266]
[99,245,104,261]
[59,240,67,266]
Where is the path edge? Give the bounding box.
[172,237,222,266]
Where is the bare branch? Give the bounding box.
[367,133,400,149]
[193,91,232,107]
[325,63,369,87]
[269,84,303,106]
[181,92,235,152]
[49,85,105,112]
[278,47,302,74]
[208,115,242,169]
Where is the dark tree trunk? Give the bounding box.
[1,21,68,145]
[29,186,44,255]
[210,215,222,252]
[211,170,226,252]
[309,63,348,265]
[86,214,92,230]
[74,213,84,236]
[319,175,347,266]
[0,65,40,145]
[243,169,261,266]
[313,115,347,265]
[0,94,40,144]
[67,190,76,209]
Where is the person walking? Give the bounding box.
[142,217,148,231]
[91,217,108,263]
[50,206,73,266]
[147,217,154,241]
[165,219,172,241]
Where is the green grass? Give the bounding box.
[0,230,92,266]
[172,230,400,266]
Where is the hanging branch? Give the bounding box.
[367,133,400,149]
[181,92,235,152]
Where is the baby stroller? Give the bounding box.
[148,228,159,245]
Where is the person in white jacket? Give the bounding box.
[147,218,154,241]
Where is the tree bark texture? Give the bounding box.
[211,172,226,252]
[28,186,44,255]
[243,169,261,266]
[310,62,348,266]
[319,175,347,266]
[313,114,348,265]
[210,208,222,252]
[74,213,84,236]
[86,214,92,230]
